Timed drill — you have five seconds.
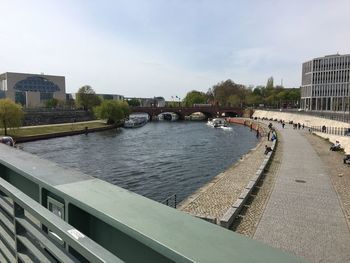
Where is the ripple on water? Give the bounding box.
[21,122,258,203]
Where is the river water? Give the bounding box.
[21,122,258,203]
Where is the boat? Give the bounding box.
[207,118,227,128]
[124,117,148,128]
[0,136,15,147]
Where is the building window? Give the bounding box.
[14,76,60,93]
[40,92,53,102]
[15,91,26,106]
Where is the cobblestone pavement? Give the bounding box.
[179,129,268,220]
[233,132,283,237]
[253,124,350,263]
[304,133,350,227]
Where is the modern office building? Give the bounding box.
[96,93,124,101]
[0,72,66,108]
[300,54,350,111]
[125,97,166,107]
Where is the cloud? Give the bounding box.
[1,0,350,99]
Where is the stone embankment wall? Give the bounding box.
[253,110,350,128]
[253,110,350,153]
[23,109,94,126]
[179,118,274,229]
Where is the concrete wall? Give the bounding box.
[23,110,94,126]
[253,110,350,128]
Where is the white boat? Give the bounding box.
[207,118,228,128]
[124,117,148,128]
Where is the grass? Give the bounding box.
[1,121,110,137]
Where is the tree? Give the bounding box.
[0,99,24,136]
[94,100,130,124]
[76,85,101,111]
[45,98,59,108]
[210,79,248,106]
[266,76,274,89]
[127,99,141,107]
[227,95,241,107]
[183,90,207,106]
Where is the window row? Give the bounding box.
[313,55,350,71]
[312,70,350,84]
[311,84,350,97]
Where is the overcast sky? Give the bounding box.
[1,0,349,99]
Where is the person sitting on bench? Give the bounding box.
[344,154,350,164]
[264,145,272,155]
[330,141,341,151]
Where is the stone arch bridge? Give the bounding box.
[130,106,245,120]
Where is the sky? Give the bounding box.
[0,0,349,100]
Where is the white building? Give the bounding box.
[0,72,66,108]
[300,54,350,111]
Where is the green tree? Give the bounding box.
[76,85,101,111]
[94,100,130,125]
[45,98,59,108]
[127,98,141,107]
[227,95,241,107]
[211,79,247,106]
[0,99,24,136]
[266,76,274,89]
[183,90,207,106]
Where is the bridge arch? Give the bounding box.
[221,111,240,117]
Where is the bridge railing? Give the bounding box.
[0,177,123,263]
[0,145,302,263]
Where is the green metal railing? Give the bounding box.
[0,177,123,263]
[0,144,305,263]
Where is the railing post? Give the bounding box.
[174,194,177,209]
[13,202,25,262]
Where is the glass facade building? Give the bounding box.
[0,72,65,107]
[300,54,350,112]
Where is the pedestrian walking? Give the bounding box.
[256,129,259,138]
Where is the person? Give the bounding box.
[264,145,272,155]
[282,122,285,129]
[302,123,305,129]
[322,125,326,133]
[271,132,277,141]
[267,130,271,141]
[256,129,259,138]
[330,141,341,151]
[343,154,350,164]
[0,137,14,147]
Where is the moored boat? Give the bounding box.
[124,117,148,128]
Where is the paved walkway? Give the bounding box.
[253,124,350,263]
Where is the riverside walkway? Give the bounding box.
[253,123,350,262]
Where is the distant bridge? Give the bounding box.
[130,106,245,120]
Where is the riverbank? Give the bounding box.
[4,120,119,143]
[178,118,272,224]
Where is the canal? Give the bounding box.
[21,122,258,203]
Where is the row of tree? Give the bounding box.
[0,86,131,135]
[183,77,300,108]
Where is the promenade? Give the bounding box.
[253,123,350,262]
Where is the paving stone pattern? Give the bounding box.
[253,124,350,263]
[234,132,283,237]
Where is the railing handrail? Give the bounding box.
[0,177,123,263]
